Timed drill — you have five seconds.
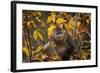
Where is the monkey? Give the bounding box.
[43,25,76,60]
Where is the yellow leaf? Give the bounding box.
[47,16,52,23]
[48,25,56,31]
[37,12,42,16]
[52,15,56,23]
[36,17,41,22]
[48,25,56,38]
[64,24,72,33]
[34,53,43,61]
[82,53,88,60]
[23,47,29,56]
[47,12,56,23]
[33,30,38,41]
[56,18,66,24]
[32,45,43,56]
[33,29,44,41]
[27,20,36,28]
[68,15,77,29]
[37,31,43,41]
[37,45,43,51]
[77,21,81,28]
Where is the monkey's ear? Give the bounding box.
[58,24,64,29]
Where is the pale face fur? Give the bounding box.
[53,28,66,41]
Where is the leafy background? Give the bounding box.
[22,10,91,62]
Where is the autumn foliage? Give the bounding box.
[22,10,91,62]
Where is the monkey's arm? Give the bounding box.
[44,42,50,50]
[44,41,56,50]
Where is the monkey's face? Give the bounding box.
[53,28,66,41]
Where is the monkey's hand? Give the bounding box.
[44,41,56,50]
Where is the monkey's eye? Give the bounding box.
[56,32,59,35]
[60,31,62,34]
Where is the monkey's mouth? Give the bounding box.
[57,36,63,39]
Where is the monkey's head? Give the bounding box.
[52,27,66,41]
